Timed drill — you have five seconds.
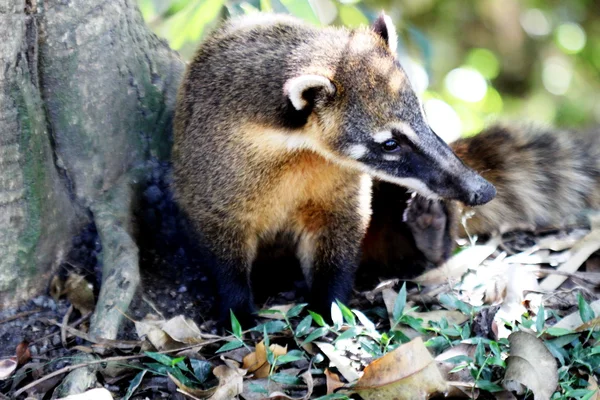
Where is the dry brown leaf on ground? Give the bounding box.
[314,342,361,383]
[325,368,345,394]
[135,314,180,350]
[64,273,95,315]
[135,314,209,350]
[539,227,600,291]
[210,360,247,400]
[502,331,558,400]
[56,388,113,400]
[242,340,287,379]
[269,369,314,399]
[413,240,499,286]
[551,299,600,331]
[161,315,206,344]
[346,337,448,400]
[587,372,600,400]
[169,372,217,399]
[0,358,17,380]
[362,279,399,302]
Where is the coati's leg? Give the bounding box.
[403,195,455,265]
[296,202,367,319]
[202,228,258,328]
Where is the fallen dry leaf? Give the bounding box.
[539,227,600,291]
[314,342,360,383]
[242,340,287,379]
[325,368,345,394]
[16,341,31,366]
[135,314,209,350]
[349,337,448,400]
[161,315,205,344]
[64,273,95,315]
[56,388,113,400]
[552,300,600,331]
[0,358,17,380]
[502,331,558,400]
[211,363,246,400]
[413,240,499,286]
[587,372,600,400]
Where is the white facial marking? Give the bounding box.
[382,154,400,161]
[382,14,398,54]
[345,144,368,159]
[284,75,335,111]
[372,130,393,143]
[390,121,419,143]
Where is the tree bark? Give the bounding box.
[0,0,185,324]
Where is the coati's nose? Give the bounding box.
[466,180,496,206]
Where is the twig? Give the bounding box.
[61,305,74,348]
[13,354,141,397]
[13,331,246,397]
[0,309,41,325]
[43,318,144,350]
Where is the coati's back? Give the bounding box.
[455,124,600,235]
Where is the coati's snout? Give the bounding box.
[337,121,497,207]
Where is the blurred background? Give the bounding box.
[138,0,600,142]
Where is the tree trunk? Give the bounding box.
[0,0,185,321]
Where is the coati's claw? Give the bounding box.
[404,195,452,265]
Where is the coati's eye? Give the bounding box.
[381,139,401,153]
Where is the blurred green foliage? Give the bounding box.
[139,0,600,140]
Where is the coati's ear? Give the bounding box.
[284,75,336,111]
[371,12,398,54]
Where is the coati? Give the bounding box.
[172,13,496,325]
[363,124,600,268]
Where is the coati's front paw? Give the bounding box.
[404,195,451,265]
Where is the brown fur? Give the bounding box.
[172,13,496,325]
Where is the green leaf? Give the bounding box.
[338,4,368,28]
[309,311,327,327]
[537,304,546,333]
[230,310,242,337]
[393,283,407,322]
[287,303,308,319]
[474,341,485,366]
[334,326,362,343]
[123,370,147,400]
[336,301,356,326]
[359,338,382,357]
[302,327,329,345]
[475,380,504,392]
[275,350,305,365]
[546,327,574,337]
[270,372,303,385]
[444,355,473,364]
[331,302,344,328]
[353,309,375,332]
[439,293,472,315]
[216,340,244,353]
[578,294,595,323]
[190,359,212,384]
[295,315,313,337]
[251,320,288,334]
[247,381,269,394]
[313,394,351,400]
[145,352,178,366]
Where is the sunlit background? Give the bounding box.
[139,0,600,142]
